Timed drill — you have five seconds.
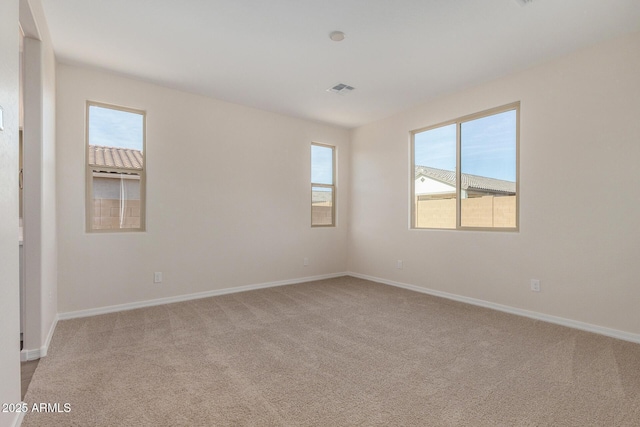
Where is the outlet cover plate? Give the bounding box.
[530,279,540,292]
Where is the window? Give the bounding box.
[411,102,519,230]
[311,143,335,226]
[86,102,146,232]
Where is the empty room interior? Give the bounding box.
[2,0,640,426]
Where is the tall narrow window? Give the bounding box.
[86,102,146,232]
[311,143,335,226]
[412,102,519,231]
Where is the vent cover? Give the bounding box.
[327,83,355,95]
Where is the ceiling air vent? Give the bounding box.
[327,83,355,95]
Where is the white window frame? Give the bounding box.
[85,101,146,233]
[311,142,336,227]
[410,102,520,231]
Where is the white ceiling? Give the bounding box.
[41,0,640,129]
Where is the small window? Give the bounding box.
[412,102,519,231]
[311,143,335,226]
[86,102,146,232]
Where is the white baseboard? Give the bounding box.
[11,409,25,427]
[58,272,348,320]
[348,272,640,345]
[42,315,58,357]
[20,348,41,362]
[55,271,640,344]
[20,315,58,361]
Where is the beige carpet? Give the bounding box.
[23,276,640,426]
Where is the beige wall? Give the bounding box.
[92,198,141,230]
[311,204,333,226]
[21,0,57,360]
[56,64,350,313]
[349,31,640,336]
[0,0,21,425]
[414,196,516,229]
[416,198,456,229]
[91,177,141,230]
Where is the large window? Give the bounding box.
[311,143,335,226]
[86,102,146,232]
[412,102,519,230]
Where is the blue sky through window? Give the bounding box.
[311,144,333,185]
[414,123,456,172]
[414,109,516,182]
[89,105,144,151]
[461,110,516,181]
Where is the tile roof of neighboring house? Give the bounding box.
[415,165,516,194]
[89,145,143,170]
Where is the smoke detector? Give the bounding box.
[327,83,355,95]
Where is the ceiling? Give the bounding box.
[40,0,640,129]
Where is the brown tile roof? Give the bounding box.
[415,165,515,194]
[89,145,143,170]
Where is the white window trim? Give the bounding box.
[85,101,147,233]
[410,102,520,232]
[311,142,336,227]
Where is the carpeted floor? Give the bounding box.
[23,276,640,426]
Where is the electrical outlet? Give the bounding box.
[154,272,162,283]
[397,260,403,269]
[530,279,540,292]
[303,257,309,267]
